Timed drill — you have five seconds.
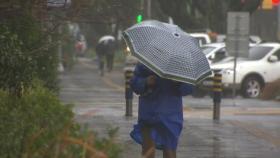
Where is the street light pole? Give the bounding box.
[144,0,151,19]
[147,0,151,19]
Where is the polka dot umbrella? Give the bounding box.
[122,20,212,85]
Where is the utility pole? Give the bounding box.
[232,15,241,98]
[144,0,152,19]
[147,0,151,19]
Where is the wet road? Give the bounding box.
[60,58,280,158]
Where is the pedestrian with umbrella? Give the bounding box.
[96,35,116,76]
[123,20,211,158]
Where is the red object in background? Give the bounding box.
[272,0,280,5]
[75,42,83,52]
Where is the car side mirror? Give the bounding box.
[208,55,214,60]
[268,55,278,63]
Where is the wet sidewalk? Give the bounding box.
[75,114,280,158]
[62,58,280,158]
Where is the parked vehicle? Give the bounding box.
[249,36,262,44]
[202,43,256,65]
[206,43,280,98]
[202,43,228,64]
[216,34,262,44]
[190,33,211,46]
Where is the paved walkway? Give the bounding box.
[75,115,280,158]
[60,58,280,158]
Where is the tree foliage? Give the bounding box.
[67,0,142,47]
[0,0,79,93]
[157,0,262,33]
[228,0,262,13]
[0,2,122,157]
[0,22,59,94]
[0,26,35,96]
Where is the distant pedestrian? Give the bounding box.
[130,63,193,158]
[96,35,116,76]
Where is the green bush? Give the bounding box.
[0,21,59,93]
[0,26,35,95]
[0,81,73,158]
[0,81,122,158]
[94,127,122,158]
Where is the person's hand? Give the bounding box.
[146,75,157,87]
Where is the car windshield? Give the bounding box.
[202,46,216,55]
[248,46,273,60]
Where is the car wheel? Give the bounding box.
[242,77,263,98]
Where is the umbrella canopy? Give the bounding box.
[122,20,212,85]
[98,35,115,44]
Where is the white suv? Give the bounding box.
[210,43,280,98]
[202,43,227,64]
[202,43,256,65]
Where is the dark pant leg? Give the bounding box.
[106,54,114,72]
[98,54,105,76]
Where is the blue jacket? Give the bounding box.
[130,63,193,121]
[130,63,193,149]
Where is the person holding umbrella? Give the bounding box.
[123,20,212,158]
[96,35,116,76]
[130,63,193,158]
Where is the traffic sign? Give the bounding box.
[226,12,250,98]
[226,12,250,58]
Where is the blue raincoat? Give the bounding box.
[130,63,193,150]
